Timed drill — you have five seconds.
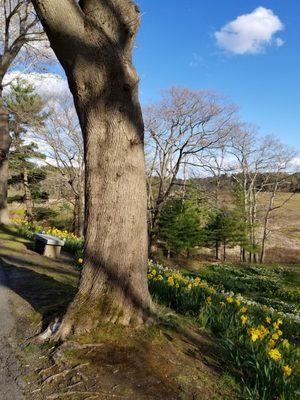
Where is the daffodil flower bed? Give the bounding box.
[12,218,84,256]
[148,261,300,399]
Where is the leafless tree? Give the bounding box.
[0,0,52,224]
[193,140,228,209]
[32,0,151,338]
[259,144,297,264]
[35,96,85,236]
[144,87,236,250]
[229,125,296,263]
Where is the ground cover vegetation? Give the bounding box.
[148,262,300,399]
[9,218,300,399]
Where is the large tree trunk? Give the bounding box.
[32,0,151,338]
[0,91,11,225]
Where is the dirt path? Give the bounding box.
[0,264,23,400]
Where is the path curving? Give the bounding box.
[0,264,23,400]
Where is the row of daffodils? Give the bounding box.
[147,261,299,400]
[12,219,299,398]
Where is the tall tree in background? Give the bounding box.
[0,0,50,224]
[32,0,151,338]
[204,210,246,261]
[158,197,204,257]
[144,87,236,251]
[35,96,84,236]
[6,79,47,220]
[229,125,296,263]
[259,145,296,264]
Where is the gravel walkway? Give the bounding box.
[0,264,23,400]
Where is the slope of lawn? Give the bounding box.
[1,225,299,399]
[0,226,239,400]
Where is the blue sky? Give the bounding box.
[131,0,300,148]
[49,1,299,148]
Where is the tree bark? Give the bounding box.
[215,241,219,260]
[223,242,226,262]
[32,0,151,337]
[73,193,84,237]
[0,90,11,225]
[23,166,33,221]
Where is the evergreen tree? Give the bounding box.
[6,79,47,220]
[204,210,248,261]
[158,197,204,256]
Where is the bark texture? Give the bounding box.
[23,166,33,221]
[32,0,151,337]
[0,92,11,225]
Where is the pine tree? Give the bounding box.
[6,79,47,220]
[204,210,248,261]
[158,197,204,256]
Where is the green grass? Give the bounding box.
[187,263,300,316]
[0,226,241,400]
[0,225,78,326]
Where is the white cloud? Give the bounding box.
[3,71,69,100]
[214,7,284,55]
[290,157,300,170]
[275,37,285,47]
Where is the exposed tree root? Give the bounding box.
[46,390,126,399]
[33,317,62,343]
[42,368,71,385]
[42,363,89,385]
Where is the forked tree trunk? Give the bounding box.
[32,0,151,338]
[0,92,11,225]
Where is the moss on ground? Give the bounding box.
[0,226,240,399]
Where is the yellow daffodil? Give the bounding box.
[277,329,283,337]
[241,315,248,325]
[258,325,269,340]
[273,319,283,330]
[167,276,174,286]
[78,258,83,264]
[268,339,276,348]
[194,277,201,286]
[206,296,212,306]
[248,328,260,342]
[240,306,247,313]
[219,301,225,307]
[282,365,292,378]
[272,333,279,341]
[226,297,234,304]
[282,339,290,349]
[266,316,271,324]
[235,299,241,306]
[268,348,282,362]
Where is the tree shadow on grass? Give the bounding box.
[1,258,77,329]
